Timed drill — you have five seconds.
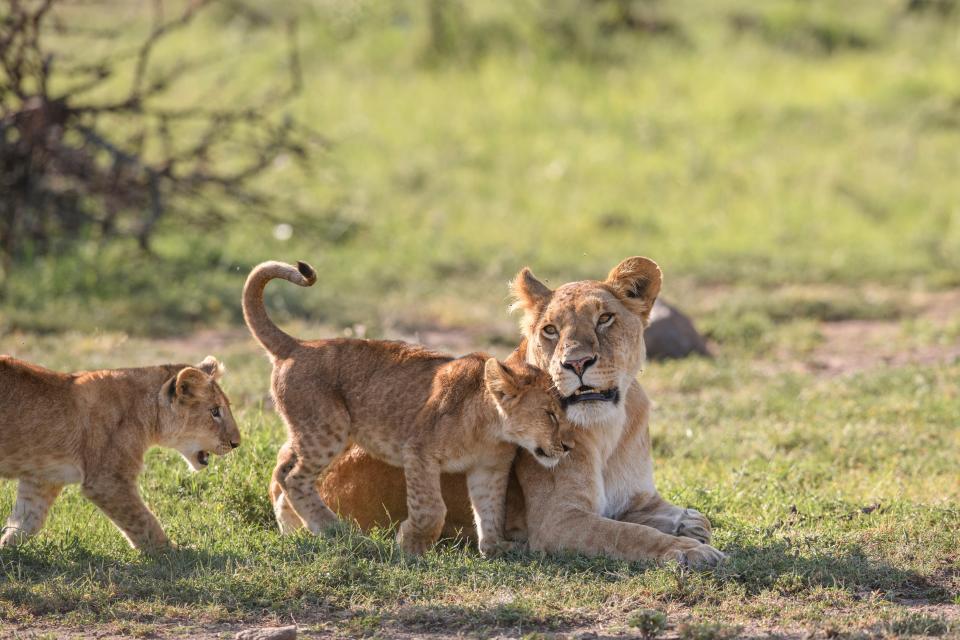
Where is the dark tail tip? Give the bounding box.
[296,261,317,285]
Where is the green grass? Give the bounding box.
[0,326,957,637]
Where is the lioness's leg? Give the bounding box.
[619,494,712,544]
[465,461,513,557]
[81,475,170,551]
[0,479,63,546]
[397,457,445,555]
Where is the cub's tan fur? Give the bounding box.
[0,356,240,550]
[243,261,572,556]
[315,257,725,568]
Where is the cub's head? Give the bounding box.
[484,358,573,468]
[161,356,241,471]
[510,256,661,428]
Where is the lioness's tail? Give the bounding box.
[242,260,317,359]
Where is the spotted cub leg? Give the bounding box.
[81,474,170,551]
[270,443,305,534]
[273,430,348,535]
[397,456,446,556]
[466,459,515,557]
[0,479,64,547]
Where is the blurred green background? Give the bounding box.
[3,0,959,338]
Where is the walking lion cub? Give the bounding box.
[243,261,573,556]
[0,355,240,550]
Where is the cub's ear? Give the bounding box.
[175,367,209,400]
[197,355,225,381]
[484,358,520,405]
[605,256,662,321]
[509,267,553,335]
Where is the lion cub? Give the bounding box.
[0,355,240,551]
[243,261,573,556]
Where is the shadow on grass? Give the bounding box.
[0,532,952,627]
[718,540,952,603]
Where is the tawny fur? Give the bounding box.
[313,257,726,568]
[243,261,572,556]
[0,355,240,551]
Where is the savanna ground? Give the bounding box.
[1,1,959,638]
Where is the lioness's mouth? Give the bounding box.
[562,386,619,407]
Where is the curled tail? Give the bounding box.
[242,260,317,359]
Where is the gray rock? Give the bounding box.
[235,625,297,640]
[645,299,711,360]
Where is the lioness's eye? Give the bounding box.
[597,313,613,327]
[542,325,558,338]
[547,412,558,426]
[211,407,222,418]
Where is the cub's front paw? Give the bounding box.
[478,538,521,558]
[675,508,712,544]
[665,538,726,569]
[397,520,437,556]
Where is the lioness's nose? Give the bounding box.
[561,442,572,453]
[562,355,597,377]
[230,441,240,449]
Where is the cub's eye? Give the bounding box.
[597,313,613,327]
[211,407,222,419]
[547,412,558,426]
[541,324,558,338]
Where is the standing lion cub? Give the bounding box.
[243,260,573,556]
[0,355,240,550]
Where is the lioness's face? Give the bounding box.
[511,257,661,428]
[164,357,241,471]
[484,359,573,467]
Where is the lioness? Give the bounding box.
[0,355,240,550]
[313,257,725,568]
[243,261,573,556]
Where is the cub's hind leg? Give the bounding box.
[273,401,350,536]
[270,443,305,534]
[0,478,64,547]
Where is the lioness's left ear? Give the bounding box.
[605,256,662,320]
[175,367,209,399]
[197,355,224,381]
[509,267,553,335]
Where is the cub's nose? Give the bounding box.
[561,442,572,453]
[561,355,598,377]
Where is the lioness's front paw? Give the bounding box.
[665,539,726,569]
[674,508,712,544]
[397,521,437,556]
[478,539,520,558]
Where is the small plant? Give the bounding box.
[628,609,668,640]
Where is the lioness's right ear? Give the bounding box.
[605,256,662,321]
[484,358,519,405]
[175,367,208,400]
[509,267,553,335]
